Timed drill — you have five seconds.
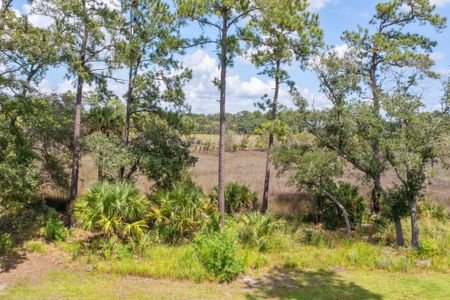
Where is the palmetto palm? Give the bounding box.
[73,182,148,238]
[87,106,124,137]
[148,184,216,243]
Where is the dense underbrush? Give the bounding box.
[4,181,449,283]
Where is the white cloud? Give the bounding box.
[37,79,96,94]
[308,44,350,67]
[37,79,75,94]
[23,3,54,28]
[430,0,450,7]
[430,51,446,61]
[57,80,75,93]
[181,50,332,113]
[301,88,331,109]
[182,50,289,113]
[308,0,337,11]
[438,68,450,76]
[331,44,350,58]
[37,79,53,94]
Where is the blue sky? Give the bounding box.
[11,0,450,113]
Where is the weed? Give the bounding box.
[210,182,258,214]
[43,209,66,241]
[193,229,243,282]
[24,240,47,254]
[235,212,281,252]
[0,233,13,255]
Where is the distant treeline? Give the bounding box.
[188,110,300,135]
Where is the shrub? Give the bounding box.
[210,182,257,214]
[43,209,66,241]
[24,240,46,254]
[84,132,131,182]
[419,239,440,258]
[418,202,446,221]
[148,184,215,243]
[73,182,148,239]
[0,233,13,255]
[312,183,366,230]
[225,131,238,152]
[239,136,250,150]
[193,229,243,282]
[235,212,281,252]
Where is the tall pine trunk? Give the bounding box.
[261,62,280,214]
[124,69,133,146]
[123,4,136,148]
[410,196,419,249]
[368,61,382,215]
[217,16,228,227]
[69,22,89,226]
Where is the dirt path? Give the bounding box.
[0,245,70,291]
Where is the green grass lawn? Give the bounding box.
[2,268,449,300]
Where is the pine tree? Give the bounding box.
[177,0,258,226]
[242,0,322,213]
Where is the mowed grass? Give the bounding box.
[2,268,450,300]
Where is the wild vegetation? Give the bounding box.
[1,0,449,299]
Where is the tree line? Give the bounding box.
[1,0,449,248]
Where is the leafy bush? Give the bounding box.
[0,233,13,255]
[148,184,215,243]
[210,182,257,214]
[312,183,366,230]
[73,182,148,238]
[419,239,440,258]
[84,132,131,182]
[236,212,281,252]
[193,229,243,282]
[43,209,66,241]
[129,117,197,189]
[0,126,37,207]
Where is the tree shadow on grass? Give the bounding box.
[244,267,382,300]
[0,204,47,273]
[0,252,26,273]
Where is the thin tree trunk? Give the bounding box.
[69,75,84,215]
[261,62,280,214]
[323,190,352,238]
[69,19,89,226]
[394,216,404,246]
[218,15,228,228]
[410,196,419,249]
[124,1,136,147]
[370,174,382,214]
[124,67,133,146]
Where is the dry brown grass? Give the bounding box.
[191,150,450,214]
[191,151,312,218]
[75,148,449,216]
